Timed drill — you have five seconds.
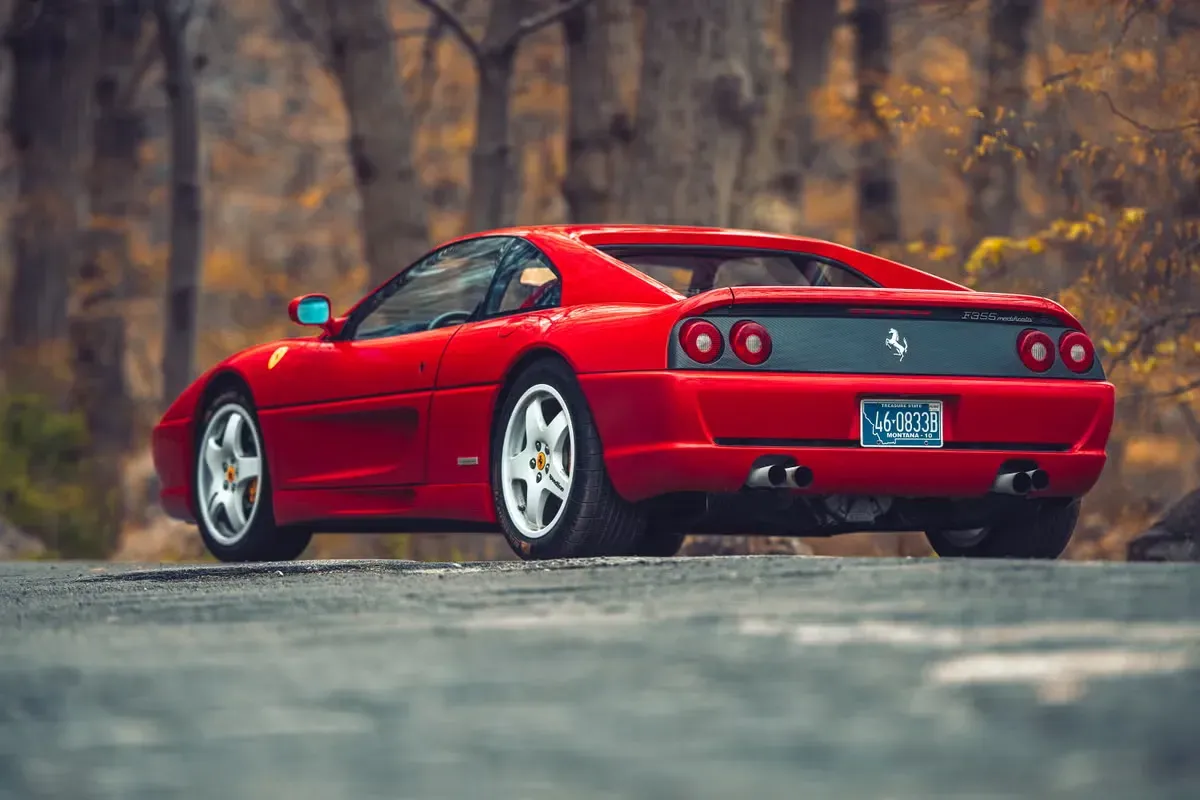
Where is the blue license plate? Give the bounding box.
[860,399,943,448]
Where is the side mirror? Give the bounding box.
[288,293,332,328]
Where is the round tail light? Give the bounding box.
[1017,329,1055,372]
[729,320,772,365]
[679,319,723,364]
[1058,330,1095,373]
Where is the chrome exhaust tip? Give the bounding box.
[1027,469,1049,492]
[746,463,788,488]
[785,465,813,489]
[993,470,1033,495]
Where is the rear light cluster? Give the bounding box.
[679,319,773,365]
[1017,328,1095,374]
[1058,330,1095,372]
[730,321,772,365]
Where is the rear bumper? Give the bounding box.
[152,417,196,522]
[579,371,1114,502]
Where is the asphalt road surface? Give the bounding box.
[2,556,1199,800]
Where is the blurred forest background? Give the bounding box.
[0,0,1198,563]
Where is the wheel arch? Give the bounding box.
[195,369,256,430]
[489,345,613,455]
[187,370,259,514]
[492,347,575,431]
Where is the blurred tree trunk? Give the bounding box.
[468,0,530,232]
[852,0,900,250]
[3,0,98,362]
[966,0,1039,247]
[417,0,593,232]
[776,0,838,208]
[728,0,781,230]
[621,0,764,227]
[157,0,206,405]
[70,0,154,548]
[561,0,634,223]
[323,0,429,286]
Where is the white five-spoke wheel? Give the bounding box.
[490,359,646,560]
[197,402,264,546]
[500,383,575,539]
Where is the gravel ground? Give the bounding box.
[1,555,1199,800]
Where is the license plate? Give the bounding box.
[860,399,943,448]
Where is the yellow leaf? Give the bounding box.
[929,244,957,262]
[297,186,326,210]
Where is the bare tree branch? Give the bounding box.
[412,0,482,61]
[1107,308,1200,371]
[413,0,592,63]
[411,0,467,126]
[497,0,591,54]
[1097,89,1200,135]
[1042,67,1082,87]
[1111,0,1155,55]
[1119,378,1200,402]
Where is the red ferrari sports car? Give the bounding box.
[152,224,1114,562]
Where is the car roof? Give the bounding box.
[459,223,838,250]
[444,224,968,294]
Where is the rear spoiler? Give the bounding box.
[677,286,1084,330]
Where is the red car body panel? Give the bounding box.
[580,371,1112,501]
[152,224,1116,532]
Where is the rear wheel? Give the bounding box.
[491,359,646,560]
[926,499,1079,559]
[195,390,312,562]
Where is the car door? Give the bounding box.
[427,239,564,486]
[265,236,518,491]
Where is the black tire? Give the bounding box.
[632,531,688,557]
[925,499,1080,559]
[194,389,312,562]
[491,358,646,560]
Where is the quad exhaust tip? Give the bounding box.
[993,469,1050,495]
[1028,468,1049,492]
[746,463,813,489]
[786,465,814,489]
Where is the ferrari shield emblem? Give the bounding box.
[268,346,289,370]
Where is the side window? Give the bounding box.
[481,239,562,317]
[350,237,513,341]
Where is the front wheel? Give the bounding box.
[491,359,646,560]
[194,390,312,562]
[926,499,1080,559]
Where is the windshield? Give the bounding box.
[596,247,878,296]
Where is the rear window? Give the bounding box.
[597,246,877,296]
